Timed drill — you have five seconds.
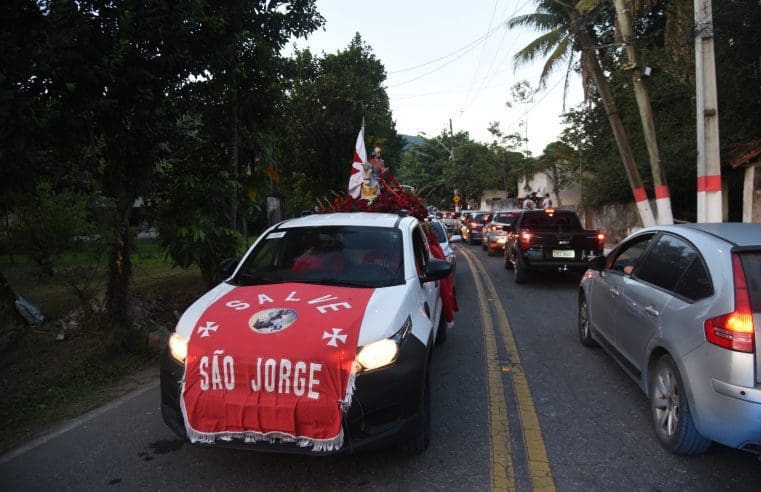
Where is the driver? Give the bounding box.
[362,231,401,273]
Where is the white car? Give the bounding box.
[427,218,461,277]
[161,212,452,455]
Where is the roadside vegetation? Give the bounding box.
[0,242,206,454]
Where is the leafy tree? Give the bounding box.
[536,141,578,206]
[486,122,526,198]
[152,1,324,285]
[12,183,92,278]
[399,129,521,209]
[8,1,323,350]
[280,34,403,213]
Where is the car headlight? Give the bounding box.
[169,332,188,363]
[355,316,412,372]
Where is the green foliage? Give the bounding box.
[12,183,94,277]
[536,141,578,203]
[398,126,528,209]
[154,116,245,288]
[279,35,403,206]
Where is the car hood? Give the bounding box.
[174,282,410,348]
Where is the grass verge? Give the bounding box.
[0,243,207,455]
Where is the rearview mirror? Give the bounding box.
[449,234,463,243]
[420,258,452,283]
[587,255,606,272]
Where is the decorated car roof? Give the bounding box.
[279,212,413,230]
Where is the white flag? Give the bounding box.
[348,126,367,198]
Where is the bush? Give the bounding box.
[12,183,94,277]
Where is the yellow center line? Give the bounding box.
[460,246,556,492]
[461,247,515,492]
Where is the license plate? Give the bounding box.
[552,249,575,259]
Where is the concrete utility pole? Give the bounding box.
[449,118,455,160]
[614,0,673,225]
[694,0,723,222]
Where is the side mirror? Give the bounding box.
[587,255,606,272]
[449,234,463,243]
[420,258,453,283]
[220,258,239,278]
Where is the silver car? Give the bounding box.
[578,223,761,455]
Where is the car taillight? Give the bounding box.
[704,254,755,353]
[520,231,532,248]
[597,232,605,252]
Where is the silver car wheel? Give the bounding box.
[648,355,711,454]
[578,297,597,347]
[653,367,679,437]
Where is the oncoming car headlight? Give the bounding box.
[169,332,188,363]
[355,316,412,372]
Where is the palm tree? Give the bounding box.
[507,0,656,227]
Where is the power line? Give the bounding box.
[387,24,504,75]
[386,41,489,88]
[459,0,501,111]
[459,0,534,114]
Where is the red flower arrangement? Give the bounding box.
[318,171,428,221]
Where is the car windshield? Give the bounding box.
[521,212,582,231]
[232,226,405,288]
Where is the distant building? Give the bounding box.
[517,173,582,208]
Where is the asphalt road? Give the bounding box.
[3,242,761,491]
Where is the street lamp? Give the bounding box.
[417,131,454,160]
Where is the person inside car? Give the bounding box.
[292,237,346,273]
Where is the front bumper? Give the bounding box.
[160,334,428,455]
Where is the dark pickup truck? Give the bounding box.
[504,209,605,283]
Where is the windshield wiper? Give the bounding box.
[296,278,377,288]
[233,272,283,286]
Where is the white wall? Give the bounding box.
[518,172,582,207]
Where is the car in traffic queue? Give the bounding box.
[578,223,761,455]
[161,212,454,455]
[440,211,460,233]
[504,208,605,283]
[427,218,461,278]
[460,211,492,245]
[482,209,522,256]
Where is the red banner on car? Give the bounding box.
[180,283,374,451]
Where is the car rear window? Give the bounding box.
[520,211,582,231]
[739,252,761,312]
[495,213,517,224]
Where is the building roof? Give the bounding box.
[724,139,761,169]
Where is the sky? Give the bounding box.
[289,0,584,155]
